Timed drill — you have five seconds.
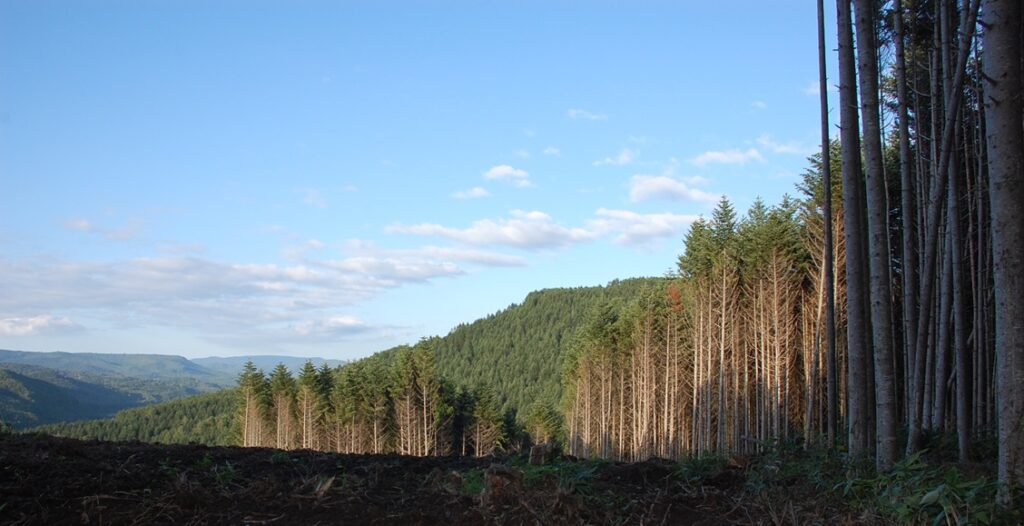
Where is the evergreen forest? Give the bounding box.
[22,0,1024,512]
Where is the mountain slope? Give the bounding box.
[33,389,237,445]
[31,278,666,444]
[192,356,346,378]
[434,277,667,413]
[0,363,217,428]
[0,349,231,385]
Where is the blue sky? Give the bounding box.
[0,1,837,360]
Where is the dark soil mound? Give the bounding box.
[0,434,768,525]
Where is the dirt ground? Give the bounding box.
[0,433,793,525]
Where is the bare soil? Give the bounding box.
[0,434,794,525]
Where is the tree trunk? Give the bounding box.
[836,0,871,460]
[982,0,1024,506]
[852,0,897,471]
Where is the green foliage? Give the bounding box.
[434,278,665,416]
[460,468,485,496]
[0,363,219,429]
[0,349,230,385]
[523,400,564,447]
[836,451,1014,525]
[32,389,237,445]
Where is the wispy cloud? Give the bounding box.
[514,149,531,159]
[157,243,206,255]
[803,81,837,96]
[593,148,636,167]
[629,175,719,203]
[300,188,327,208]
[691,148,765,166]
[388,210,595,249]
[483,165,532,188]
[290,315,372,339]
[567,108,607,121]
[0,251,470,342]
[756,134,811,155]
[345,240,526,267]
[62,217,141,241]
[542,146,561,156]
[0,315,83,336]
[452,187,491,199]
[587,209,700,246]
[751,100,768,109]
[389,207,701,250]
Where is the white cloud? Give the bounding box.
[157,243,206,255]
[387,210,595,249]
[322,257,463,283]
[514,149,531,159]
[306,239,325,249]
[756,134,811,155]
[629,175,719,203]
[345,240,525,267]
[291,315,372,338]
[62,217,141,241]
[388,206,698,250]
[452,187,491,199]
[804,81,837,96]
[63,218,94,232]
[0,253,465,338]
[483,165,532,188]
[567,108,607,121]
[587,209,700,246]
[0,315,83,336]
[300,188,327,208]
[691,148,765,166]
[751,100,768,109]
[542,146,561,156]
[594,148,636,167]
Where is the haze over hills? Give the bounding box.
[0,363,217,428]
[0,349,231,385]
[191,356,346,378]
[0,350,343,430]
[33,279,664,444]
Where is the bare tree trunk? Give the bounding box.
[982,0,1024,506]
[817,0,839,447]
[837,0,871,460]
[908,0,981,454]
[852,0,897,471]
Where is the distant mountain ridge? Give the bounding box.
[32,278,665,444]
[0,350,355,429]
[192,356,347,378]
[0,363,217,428]
[0,349,231,385]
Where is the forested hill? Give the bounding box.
[434,278,669,413]
[32,389,236,445]
[0,363,217,429]
[32,278,665,445]
[0,349,230,385]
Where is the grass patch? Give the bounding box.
[460,468,484,496]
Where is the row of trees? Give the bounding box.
[564,0,1022,505]
[235,339,509,457]
[563,193,837,462]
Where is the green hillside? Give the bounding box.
[0,349,231,385]
[32,389,237,446]
[435,277,667,413]
[0,363,220,429]
[32,278,664,445]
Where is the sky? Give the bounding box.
[0,1,838,360]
